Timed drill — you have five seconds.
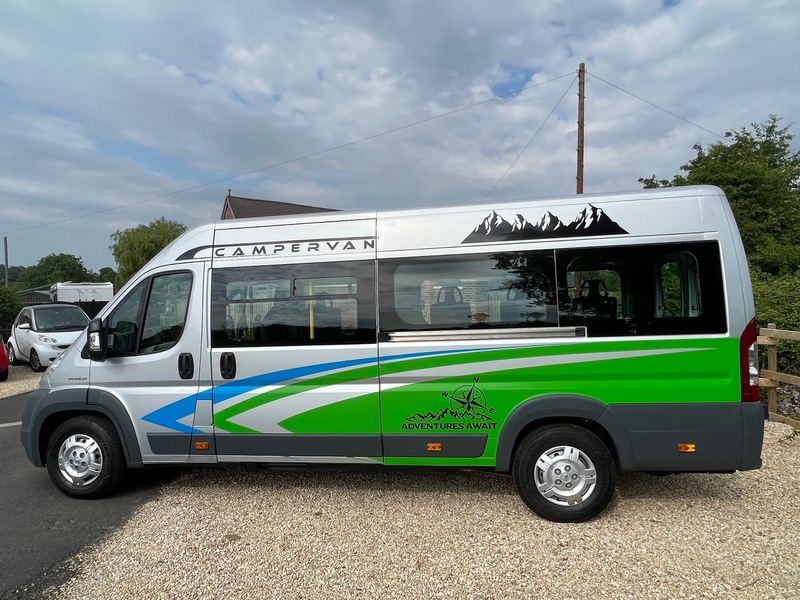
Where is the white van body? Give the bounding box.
[21,186,764,522]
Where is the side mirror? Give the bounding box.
[18,323,31,331]
[87,318,106,362]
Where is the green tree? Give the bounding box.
[6,266,26,286]
[18,253,96,289]
[639,115,800,275]
[97,267,117,286]
[640,116,800,371]
[0,285,21,329]
[750,271,800,372]
[110,218,186,288]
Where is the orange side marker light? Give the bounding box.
[195,442,210,451]
[426,443,442,452]
[677,443,696,453]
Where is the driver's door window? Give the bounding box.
[107,272,193,357]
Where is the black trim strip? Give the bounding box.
[215,434,382,457]
[147,433,216,455]
[148,433,191,455]
[176,245,212,261]
[383,434,487,458]
[152,433,489,458]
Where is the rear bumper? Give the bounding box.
[597,401,765,472]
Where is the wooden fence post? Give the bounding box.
[767,322,778,414]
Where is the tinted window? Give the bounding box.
[556,241,725,336]
[33,305,89,332]
[379,251,558,332]
[379,242,725,337]
[106,272,193,356]
[211,261,376,347]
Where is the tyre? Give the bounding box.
[513,424,616,523]
[7,343,20,366]
[29,349,45,372]
[45,416,126,499]
[0,368,7,382]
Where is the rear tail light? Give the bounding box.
[740,318,759,402]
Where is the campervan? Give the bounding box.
[20,186,764,522]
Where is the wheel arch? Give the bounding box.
[25,388,143,468]
[495,394,633,473]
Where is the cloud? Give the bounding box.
[0,0,797,270]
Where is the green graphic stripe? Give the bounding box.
[214,364,379,432]
[214,339,734,433]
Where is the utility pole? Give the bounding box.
[3,236,8,287]
[576,62,585,194]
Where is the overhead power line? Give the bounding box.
[586,71,729,142]
[482,76,578,200]
[4,68,729,237]
[2,72,576,236]
[481,65,731,199]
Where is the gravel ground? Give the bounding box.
[3,368,799,599]
[0,364,43,397]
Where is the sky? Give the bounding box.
[1,0,799,272]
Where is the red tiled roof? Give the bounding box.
[222,195,337,219]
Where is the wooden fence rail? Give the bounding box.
[758,322,800,429]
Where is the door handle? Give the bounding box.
[178,353,194,379]
[220,352,236,380]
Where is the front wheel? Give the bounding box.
[29,349,45,372]
[45,416,126,499]
[513,424,616,522]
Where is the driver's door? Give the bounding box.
[88,262,210,463]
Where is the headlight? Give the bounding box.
[37,334,58,344]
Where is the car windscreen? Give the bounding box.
[33,306,90,332]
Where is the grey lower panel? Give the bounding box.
[153,433,488,459]
[383,434,488,458]
[215,434,382,457]
[148,433,192,455]
[597,402,764,472]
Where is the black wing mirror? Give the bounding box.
[87,317,106,362]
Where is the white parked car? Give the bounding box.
[7,303,90,372]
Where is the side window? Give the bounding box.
[379,251,558,332]
[140,273,192,353]
[211,261,375,347]
[656,252,701,318]
[106,272,193,356]
[556,242,725,337]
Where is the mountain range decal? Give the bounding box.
[404,407,495,423]
[462,204,628,244]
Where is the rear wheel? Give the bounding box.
[46,416,126,499]
[0,368,7,381]
[29,349,45,372]
[513,424,616,522]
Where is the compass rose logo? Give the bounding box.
[400,377,497,430]
[444,379,494,419]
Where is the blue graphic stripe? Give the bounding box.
[142,347,497,433]
[142,397,200,434]
[211,356,377,404]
